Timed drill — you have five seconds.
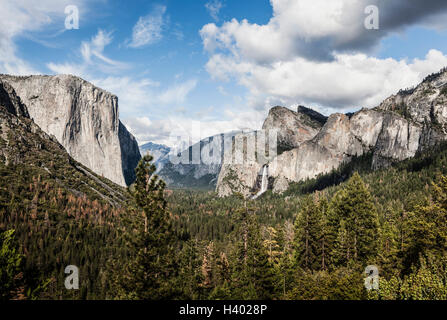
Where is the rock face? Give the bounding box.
[216,106,327,197]
[146,132,239,189]
[0,80,126,206]
[217,67,447,197]
[262,106,326,152]
[0,74,141,186]
[216,131,265,198]
[0,80,29,117]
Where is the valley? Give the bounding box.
[2,68,447,300]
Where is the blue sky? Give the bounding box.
[2,0,447,146]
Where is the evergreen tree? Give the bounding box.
[330,173,379,267]
[293,196,323,270]
[177,239,204,299]
[121,154,178,300]
[405,175,447,269]
[229,198,276,299]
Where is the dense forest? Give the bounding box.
[2,140,447,300]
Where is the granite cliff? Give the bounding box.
[0,74,140,186]
[217,67,447,197]
[0,79,126,205]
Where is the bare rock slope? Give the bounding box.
[0,74,140,186]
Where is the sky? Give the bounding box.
[2,0,447,147]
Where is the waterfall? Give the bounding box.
[252,165,268,200]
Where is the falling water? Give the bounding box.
[252,165,268,200]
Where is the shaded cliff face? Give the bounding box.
[0,74,141,186]
[119,121,141,185]
[216,68,447,197]
[0,80,29,117]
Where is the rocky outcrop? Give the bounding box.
[0,74,141,186]
[262,106,326,152]
[139,142,171,167]
[217,67,447,198]
[216,131,265,198]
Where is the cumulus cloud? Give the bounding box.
[128,5,166,48]
[200,0,447,112]
[201,0,447,63]
[205,0,223,22]
[91,76,198,117]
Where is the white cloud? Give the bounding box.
[90,76,198,117]
[205,0,223,22]
[200,0,447,112]
[123,108,265,147]
[158,79,198,105]
[128,5,166,48]
[201,0,447,63]
[0,0,87,75]
[47,29,128,77]
[206,49,447,111]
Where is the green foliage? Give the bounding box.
[0,229,23,300]
[293,196,323,270]
[370,255,447,300]
[4,114,447,300]
[330,173,379,267]
[221,198,277,299]
[119,155,179,300]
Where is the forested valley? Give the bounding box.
[2,142,447,300]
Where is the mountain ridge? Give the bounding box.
[216,67,447,197]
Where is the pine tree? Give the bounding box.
[229,197,276,299]
[293,196,323,271]
[405,175,447,267]
[318,197,330,271]
[330,173,379,267]
[121,154,178,300]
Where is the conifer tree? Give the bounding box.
[122,154,178,300]
[293,196,323,270]
[405,175,447,266]
[330,173,379,267]
[230,197,276,299]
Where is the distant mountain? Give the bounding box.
[217,67,447,197]
[142,132,240,190]
[139,142,171,169]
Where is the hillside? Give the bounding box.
[0,80,129,299]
